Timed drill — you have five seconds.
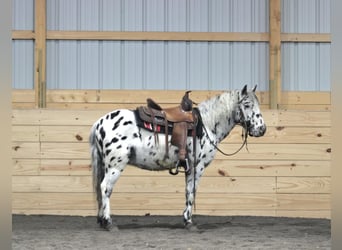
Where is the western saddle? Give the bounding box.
[136,91,198,174]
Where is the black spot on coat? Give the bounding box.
[113,117,124,130]
[111,110,120,119]
[99,127,106,140]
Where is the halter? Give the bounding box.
[198,94,250,157]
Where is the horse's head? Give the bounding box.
[236,85,266,137]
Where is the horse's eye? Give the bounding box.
[244,104,250,109]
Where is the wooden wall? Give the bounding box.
[12,90,331,218]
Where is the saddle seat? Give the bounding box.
[136,91,198,174]
[146,96,194,123]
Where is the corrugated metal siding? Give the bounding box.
[13,0,330,91]
[282,0,330,33]
[282,43,330,91]
[45,0,269,90]
[281,0,330,91]
[12,0,34,30]
[46,40,269,90]
[12,40,34,89]
[47,0,269,32]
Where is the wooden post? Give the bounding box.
[269,0,281,109]
[34,0,46,108]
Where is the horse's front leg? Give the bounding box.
[183,162,205,229]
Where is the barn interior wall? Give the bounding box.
[11,0,331,218]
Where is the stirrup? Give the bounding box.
[169,159,190,175]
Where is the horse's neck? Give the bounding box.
[198,91,239,143]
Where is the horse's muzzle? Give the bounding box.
[249,124,266,137]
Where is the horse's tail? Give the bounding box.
[89,124,104,208]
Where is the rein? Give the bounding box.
[196,104,250,157]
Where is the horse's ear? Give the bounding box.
[241,84,248,96]
[252,85,257,92]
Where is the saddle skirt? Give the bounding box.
[136,106,196,132]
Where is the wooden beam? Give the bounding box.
[269,0,282,109]
[12,30,35,40]
[281,33,331,43]
[12,30,332,43]
[34,0,46,108]
[46,31,269,42]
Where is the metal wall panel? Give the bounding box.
[45,0,269,90]
[46,40,269,90]
[12,40,34,89]
[282,43,330,91]
[282,0,330,33]
[14,0,330,91]
[12,0,34,30]
[47,0,269,32]
[281,0,330,91]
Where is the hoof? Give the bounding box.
[97,217,117,231]
[184,223,199,232]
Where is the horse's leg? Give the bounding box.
[98,150,129,230]
[183,162,205,229]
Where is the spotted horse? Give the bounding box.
[89,85,266,230]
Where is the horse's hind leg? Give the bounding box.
[98,153,129,230]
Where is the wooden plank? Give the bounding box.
[281,33,331,43]
[222,126,330,144]
[46,31,269,42]
[269,0,281,109]
[12,103,36,109]
[13,208,330,218]
[34,159,332,177]
[281,92,331,105]
[12,109,330,127]
[12,30,35,40]
[12,176,276,194]
[45,102,142,110]
[205,160,331,177]
[13,159,40,176]
[45,90,329,105]
[213,143,331,161]
[12,90,35,103]
[39,110,103,125]
[46,90,227,104]
[12,193,276,210]
[38,125,330,144]
[12,209,278,217]
[40,159,91,176]
[279,104,331,111]
[12,142,41,159]
[40,125,91,142]
[278,111,331,127]
[276,210,330,219]
[12,110,41,125]
[12,31,331,43]
[40,142,89,159]
[37,159,330,177]
[12,126,39,142]
[277,177,330,194]
[277,194,330,210]
[39,142,331,160]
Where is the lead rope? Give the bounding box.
[196,109,249,157]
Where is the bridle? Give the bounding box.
[198,94,250,157]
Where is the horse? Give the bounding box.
[89,85,266,230]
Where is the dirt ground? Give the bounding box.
[12,214,330,250]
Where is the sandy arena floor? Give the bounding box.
[12,214,330,250]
